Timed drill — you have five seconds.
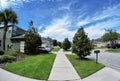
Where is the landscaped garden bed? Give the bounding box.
[3,54,56,80]
[66,54,104,78]
[0,51,27,67]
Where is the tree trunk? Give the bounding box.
[3,24,8,51]
[3,30,7,51]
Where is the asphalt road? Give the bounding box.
[87,49,120,72]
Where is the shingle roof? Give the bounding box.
[11,34,25,39]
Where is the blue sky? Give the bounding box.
[0,0,120,41]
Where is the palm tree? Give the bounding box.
[0,9,18,51]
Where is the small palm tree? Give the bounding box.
[0,9,18,50]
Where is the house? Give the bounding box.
[0,25,26,53]
[41,39,51,49]
[95,42,107,47]
[0,25,52,53]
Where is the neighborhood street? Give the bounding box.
[87,49,120,72]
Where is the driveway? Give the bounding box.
[87,49,120,72]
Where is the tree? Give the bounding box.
[0,9,18,50]
[102,30,119,44]
[119,34,120,40]
[25,21,42,54]
[62,38,71,50]
[58,41,62,48]
[72,27,92,59]
[53,39,57,46]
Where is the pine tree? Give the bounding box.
[63,38,71,50]
[25,21,42,54]
[53,39,57,46]
[58,41,62,48]
[72,27,92,59]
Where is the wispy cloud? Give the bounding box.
[85,17,120,38]
[77,17,89,26]
[77,3,120,39]
[0,0,32,9]
[40,1,120,40]
[93,3,120,21]
[40,16,76,41]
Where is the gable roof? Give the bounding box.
[0,25,26,32]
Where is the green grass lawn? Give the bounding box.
[106,48,120,53]
[3,54,56,80]
[51,48,60,52]
[66,54,104,78]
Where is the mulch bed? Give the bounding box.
[0,58,25,68]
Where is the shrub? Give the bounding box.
[0,55,16,63]
[5,51,20,57]
[63,38,71,50]
[9,53,19,57]
[0,50,4,55]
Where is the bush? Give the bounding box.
[9,53,19,57]
[0,50,4,55]
[5,51,20,57]
[0,55,16,63]
[63,38,71,51]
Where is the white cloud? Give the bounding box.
[85,25,105,39]
[40,2,120,41]
[77,19,89,26]
[85,18,120,39]
[38,25,43,31]
[0,0,32,9]
[40,17,76,41]
[76,3,120,39]
[93,3,120,21]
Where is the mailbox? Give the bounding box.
[94,50,100,64]
[94,50,100,54]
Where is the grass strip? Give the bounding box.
[51,48,60,52]
[66,54,104,78]
[106,48,120,53]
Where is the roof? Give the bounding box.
[0,25,26,32]
[11,34,25,40]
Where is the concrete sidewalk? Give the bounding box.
[48,49,81,81]
[83,67,120,81]
[0,68,44,81]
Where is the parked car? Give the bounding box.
[116,44,120,48]
[36,46,51,53]
[106,43,120,49]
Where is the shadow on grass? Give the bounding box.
[75,57,91,62]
